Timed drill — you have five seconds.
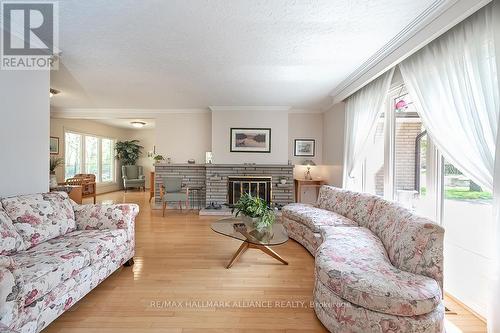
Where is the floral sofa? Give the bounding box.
[0,192,139,333]
[282,186,444,333]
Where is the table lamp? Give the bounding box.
[302,160,316,180]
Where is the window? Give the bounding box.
[363,113,385,196]
[65,132,82,179]
[441,159,493,312]
[85,136,99,176]
[64,131,115,182]
[355,81,494,317]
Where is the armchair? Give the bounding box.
[122,165,146,192]
[160,177,189,216]
[65,173,96,203]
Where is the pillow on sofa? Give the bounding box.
[1,192,76,248]
[0,207,26,255]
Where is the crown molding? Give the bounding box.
[209,106,291,112]
[288,108,323,114]
[50,107,210,119]
[329,0,490,104]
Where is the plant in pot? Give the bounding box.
[49,156,64,188]
[153,154,165,164]
[115,140,143,165]
[231,193,276,230]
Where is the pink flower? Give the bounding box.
[25,290,39,305]
[380,319,401,333]
[64,297,73,310]
[20,214,42,225]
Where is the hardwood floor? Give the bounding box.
[44,191,486,333]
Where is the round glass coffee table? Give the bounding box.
[211,217,289,269]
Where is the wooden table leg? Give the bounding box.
[226,241,249,269]
[249,243,288,265]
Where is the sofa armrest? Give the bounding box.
[0,265,18,329]
[73,203,139,231]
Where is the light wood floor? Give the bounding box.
[44,191,487,333]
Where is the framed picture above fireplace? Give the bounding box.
[294,139,315,157]
[230,128,271,153]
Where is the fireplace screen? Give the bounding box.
[227,176,272,206]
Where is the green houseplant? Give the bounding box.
[232,193,275,229]
[115,140,143,165]
[49,156,64,188]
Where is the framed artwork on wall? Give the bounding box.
[294,139,315,157]
[50,136,60,155]
[230,128,271,153]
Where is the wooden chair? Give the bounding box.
[65,174,97,204]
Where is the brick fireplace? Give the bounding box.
[154,164,294,210]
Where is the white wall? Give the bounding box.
[50,118,131,194]
[289,113,325,180]
[211,110,288,164]
[322,102,345,187]
[126,128,155,188]
[0,70,50,197]
[155,113,212,164]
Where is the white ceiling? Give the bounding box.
[92,119,156,130]
[50,0,436,111]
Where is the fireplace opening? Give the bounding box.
[227,176,272,206]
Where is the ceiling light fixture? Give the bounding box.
[49,88,60,98]
[131,121,146,128]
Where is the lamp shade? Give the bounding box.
[301,160,316,166]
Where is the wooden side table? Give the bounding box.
[149,171,155,202]
[294,179,325,203]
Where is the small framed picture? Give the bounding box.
[50,136,60,155]
[230,128,271,153]
[294,139,315,157]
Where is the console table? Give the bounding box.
[294,179,325,203]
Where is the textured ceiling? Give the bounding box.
[50,0,435,110]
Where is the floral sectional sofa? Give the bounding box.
[282,186,444,333]
[0,192,139,333]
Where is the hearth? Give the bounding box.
[227,176,272,206]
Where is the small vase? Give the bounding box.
[49,174,58,188]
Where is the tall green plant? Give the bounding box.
[115,140,143,165]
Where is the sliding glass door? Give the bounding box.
[357,83,493,316]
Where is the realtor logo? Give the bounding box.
[1,1,59,70]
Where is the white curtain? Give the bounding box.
[399,5,498,191]
[399,5,500,332]
[343,68,394,191]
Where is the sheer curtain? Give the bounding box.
[399,5,499,331]
[399,5,498,191]
[343,68,394,191]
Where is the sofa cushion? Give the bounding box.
[316,227,441,317]
[10,247,88,307]
[317,185,347,212]
[0,207,26,255]
[316,186,379,227]
[30,229,128,264]
[9,228,127,308]
[368,199,445,288]
[282,203,358,233]
[1,192,76,248]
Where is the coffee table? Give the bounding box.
[211,217,289,268]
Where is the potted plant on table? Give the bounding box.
[231,193,276,230]
[49,156,64,188]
